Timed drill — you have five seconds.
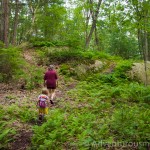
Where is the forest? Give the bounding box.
[0,0,150,149]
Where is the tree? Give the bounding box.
[0,0,3,42]
[129,0,150,85]
[0,0,9,47]
[12,0,20,45]
[85,0,102,49]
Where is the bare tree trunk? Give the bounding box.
[12,0,19,45]
[0,0,2,41]
[137,29,143,59]
[148,32,150,60]
[85,0,102,49]
[0,0,4,42]
[143,10,149,86]
[84,0,90,45]
[85,9,90,45]
[3,0,9,47]
[144,30,148,86]
[94,25,100,50]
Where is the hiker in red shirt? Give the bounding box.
[44,65,58,104]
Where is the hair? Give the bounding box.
[48,65,54,70]
[42,88,49,95]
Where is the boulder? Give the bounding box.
[128,61,150,84]
[75,64,87,76]
[90,60,104,71]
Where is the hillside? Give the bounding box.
[0,47,150,150]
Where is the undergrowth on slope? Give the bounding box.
[0,48,149,149]
[31,58,150,149]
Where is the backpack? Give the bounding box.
[38,94,48,108]
[39,100,46,108]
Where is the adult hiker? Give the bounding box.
[44,65,58,104]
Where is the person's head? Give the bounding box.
[42,88,49,95]
[48,65,54,70]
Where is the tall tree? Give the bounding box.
[0,0,3,42]
[12,0,20,45]
[85,0,102,49]
[1,0,9,47]
[2,0,9,47]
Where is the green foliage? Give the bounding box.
[31,109,102,149]
[32,41,56,47]
[59,64,70,75]
[108,31,139,59]
[0,107,16,149]
[114,60,133,79]
[30,75,150,149]
[36,49,48,66]
[124,82,150,103]
[31,39,69,47]
[23,65,44,90]
[4,103,36,123]
[47,49,119,65]
[0,46,149,149]
[0,100,36,149]
[66,35,83,49]
[48,49,83,63]
[0,41,5,48]
[0,47,25,82]
[0,128,16,149]
[110,105,150,142]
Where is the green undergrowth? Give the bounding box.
[0,47,149,149]
[31,59,150,149]
[0,100,37,149]
[0,47,25,82]
[31,79,150,149]
[35,47,119,65]
[0,106,16,149]
[0,46,44,89]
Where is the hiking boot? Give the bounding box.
[39,115,42,121]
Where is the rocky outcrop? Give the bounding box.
[128,61,150,84]
[90,60,104,71]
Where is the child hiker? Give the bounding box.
[37,88,49,122]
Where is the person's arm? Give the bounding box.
[56,79,58,87]
[44,73,47,87]
[55,71,58,87]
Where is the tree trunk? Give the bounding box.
[143,10,149,86]
[137,29,143,59]
[12,0,19,45]
[0,0,4,42]
[3,0,9,47]
[85,0,102,49]
[94,25,100,50]
[144,30,148,86]
[84,0,90,46]
[148,32,150,60]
